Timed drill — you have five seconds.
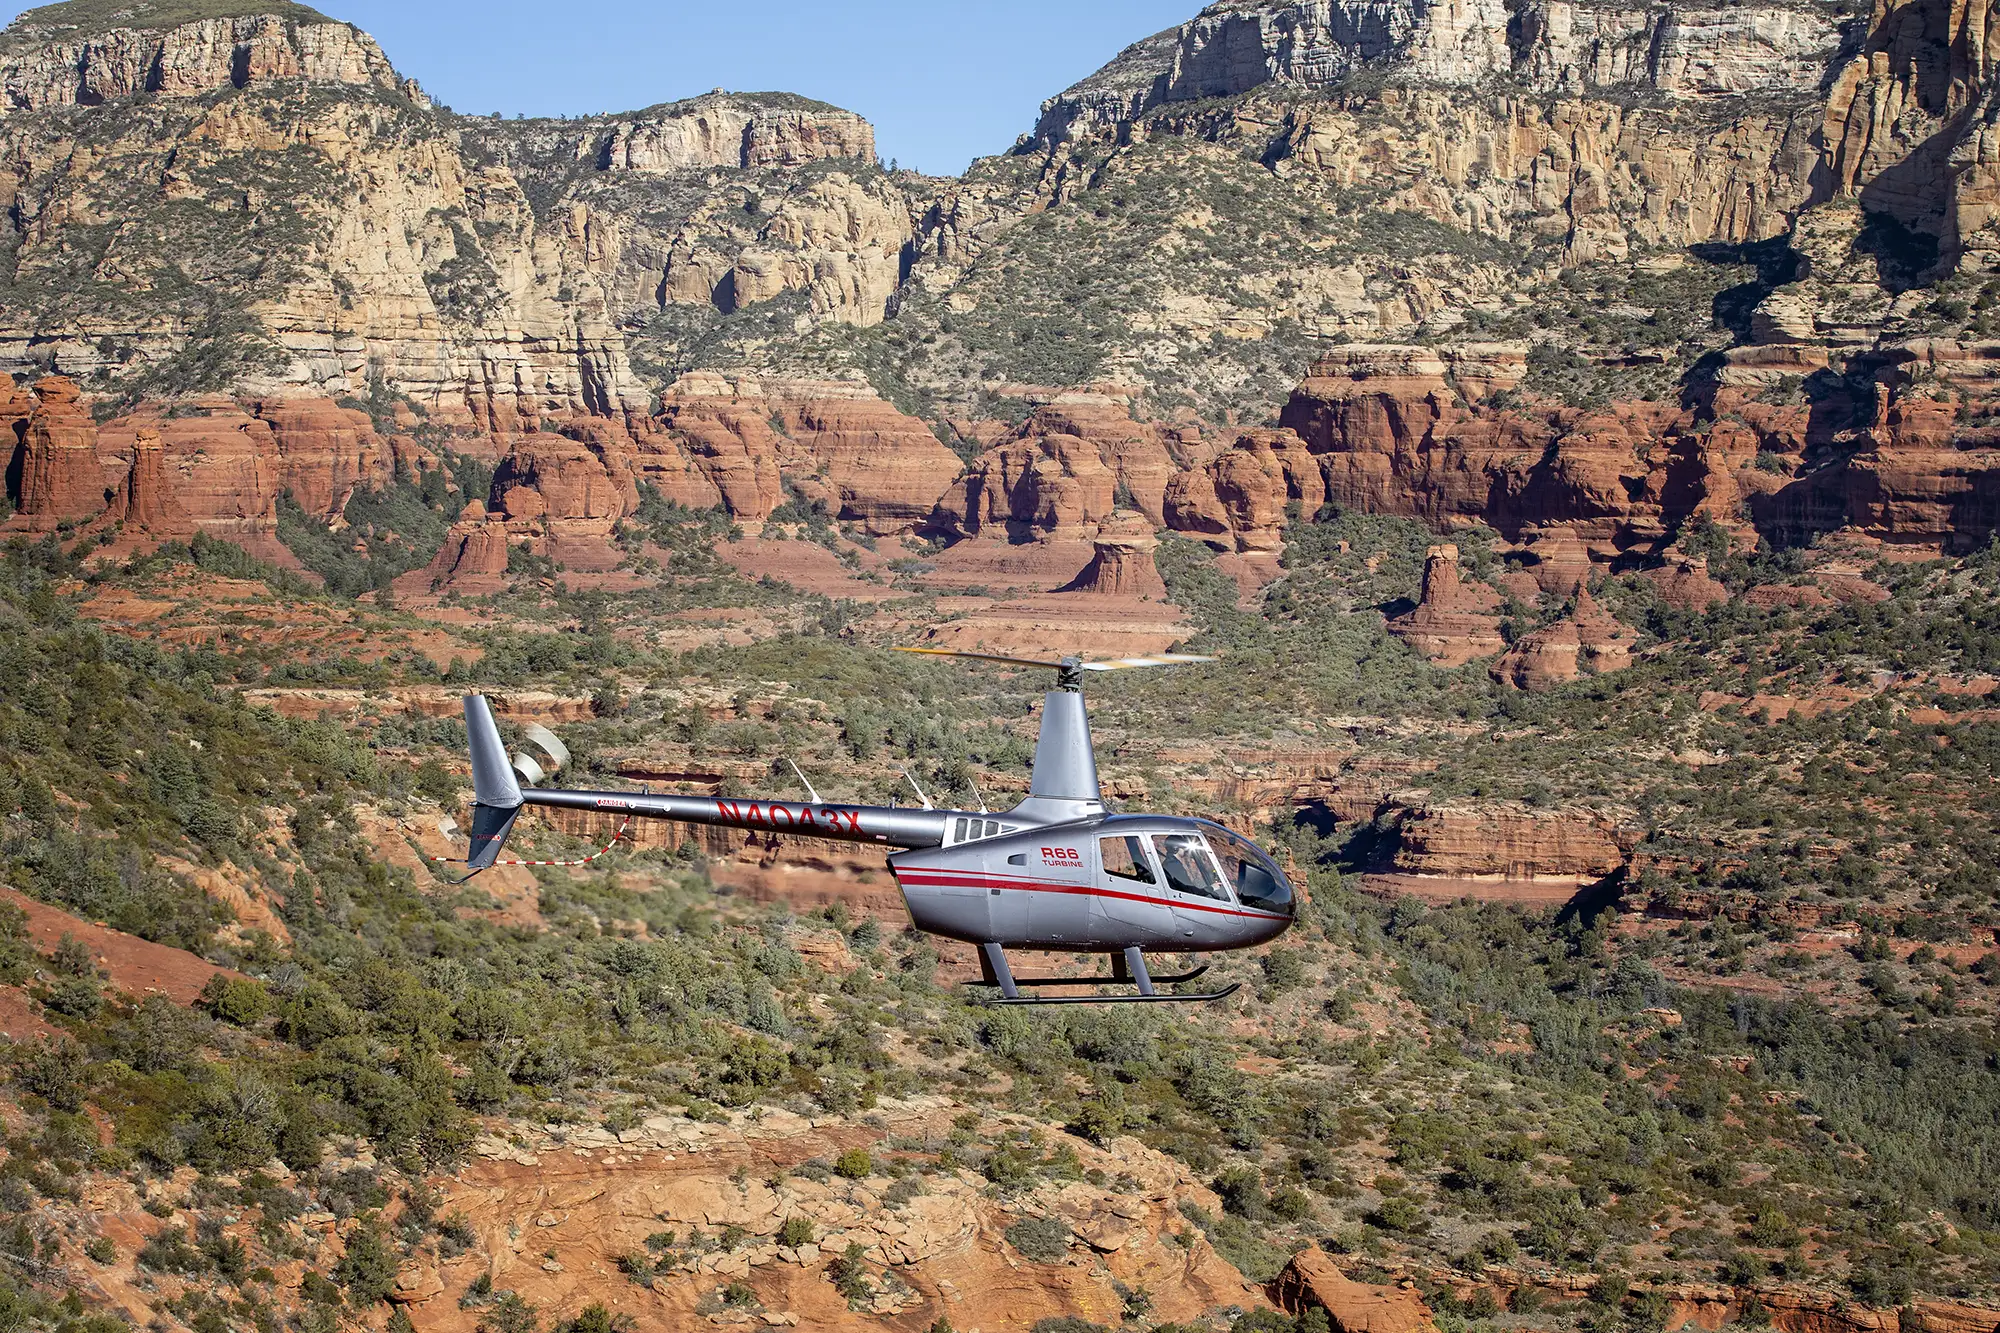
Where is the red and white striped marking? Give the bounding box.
[429,816,632,868]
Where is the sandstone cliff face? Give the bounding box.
[0,12,416,112]
[0,374,402,562]
[594,95,875,172]
[934,434,1116,540]
[1017,0,1842,282]
[105,426,191,537]
[927,396,1215,543]
[1281,346,1692,557]
[1037,0,1840,147]
[1262,342,2000,561]
[1165,427,1323,552]
[0,19,896,428]
[6,0,2000,581]
[1388,799,1637,880]
[5,375,107,529]
[1815,0,2000,272]
[419,501,511,594]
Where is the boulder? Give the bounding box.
[1272,1250,1437,1333]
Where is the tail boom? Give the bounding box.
[519,787,951,850]
[455,694,957,875]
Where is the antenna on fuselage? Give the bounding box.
[785,757,822,804]
[903,771,934,809]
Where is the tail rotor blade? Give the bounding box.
[521,723,569,772]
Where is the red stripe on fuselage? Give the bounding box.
[893,868,1291,922]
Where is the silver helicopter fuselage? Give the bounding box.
[460,685,1295,960]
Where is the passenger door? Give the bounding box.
[1090,833,1177,947]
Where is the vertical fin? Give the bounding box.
[464,804,522,873]
[465,696,524,811]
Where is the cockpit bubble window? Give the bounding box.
[1204,824,1295,916]
[1099,835,1157,886]
[1152,833,1231,901]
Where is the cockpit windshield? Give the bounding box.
[1202,824,1295,916]
[1152,833,1231,901]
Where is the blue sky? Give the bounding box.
[2,1,1199,175]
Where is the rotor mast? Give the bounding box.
[890,647,1215,825]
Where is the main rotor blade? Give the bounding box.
[892,647,1068,670]
[1077,654,1218,671]
[893,647,1217,672]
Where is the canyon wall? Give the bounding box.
[5,0,2000,586]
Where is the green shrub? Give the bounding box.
[199,974,273,1026]
[826,1242,872,1303]
[1004,1216,1071,1264]
[138,1228,206,1275]
[334,1224,399,1304]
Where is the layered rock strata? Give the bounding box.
[1063,511,1168,595]
[1387,801,1638,881]
[0,12,418,111]
[5,376,107,529]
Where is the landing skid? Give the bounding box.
[985,983,1241,1006]
[969,944,1239,1005]
[971,963,1211,988]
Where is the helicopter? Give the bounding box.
[445,648,1297,1004]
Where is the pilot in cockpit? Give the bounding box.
[1155,833,1229,900]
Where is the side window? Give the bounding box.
[1099,835,1156,885]
[1152,833,1230,901]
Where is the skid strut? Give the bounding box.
[971,944,1239,1005]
